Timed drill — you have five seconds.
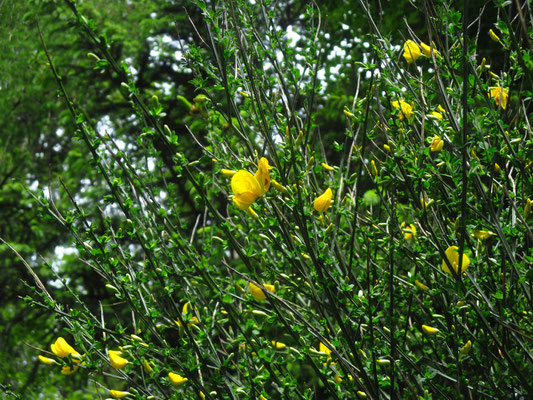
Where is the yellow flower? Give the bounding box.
[473,230,493,240]
[321,162,334,171]
[488,86,509,109]
[489,29,500,42]
[460,340,472,355]
[143,359,153,374]
[38,355,56,365]
[430,111,443,120]
[231,158,271,210]
[313,188,333,213]
[272,341,286,349]
[60,365,79,375]
[422,325,439,336]
[221,169,236,178]
[343,109,354,118]
[441,246,471,275]
[420,42,438,57]
[402,40,421,63]
[391,100,413,120]
[400,222,416,240]
[168,372,188,386]
[259,395,268,400]
[249,282,275,301]
[110,390,131,399]
[108,350,128,370]
[319,341,332,356]
[430,136,444,152]
[51,337,80,359]
[370,160,378,177]
[383,144,391,153]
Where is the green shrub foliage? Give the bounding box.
[2,0,532,399]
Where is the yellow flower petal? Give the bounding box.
[168,372,188,386]
[370,160,378,177]
[489,29,500,42]
[460,340,472,355]
[401,222,416,240]
[272,341,286,349]
[143,359,153,374]
[430,136,444,152]
[61,365,79,375]
[402,40,421,63]
[441,246,471,275]
[314,188,333,213]
[221,169,236,178]
[430,111,443,120]
[38,355,56,365]
[488,86,509,109]
[391,100,413,120]
[321,162,334,171]
[231,170,262,210]
[110,390,131,399]
[247,207,258,219]
[108,350,128,370]
[422,325,439,336]
[420,42,439,57]
[319,341,332,356]
[50,337,80,359]
[249,282,274,301]
[254,157,271,195]
[182,302,199,325]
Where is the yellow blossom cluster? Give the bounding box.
[228,157,334,216]
[38,337,83,376]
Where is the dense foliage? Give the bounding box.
[1,0,532,399]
